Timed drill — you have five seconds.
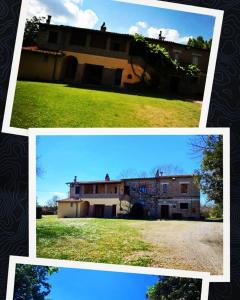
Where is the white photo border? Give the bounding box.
[6,255,210,300]
[29,128,230,283]
[2,0,224,136]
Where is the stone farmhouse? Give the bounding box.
[57,172,200,219]
[18,16,210,95]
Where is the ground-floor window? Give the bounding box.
[114,68,123,86]
[83,64,104,85]
[112,205,117,217]
[94,204,105,218]
[180,203,189,209]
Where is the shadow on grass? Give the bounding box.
[64,82,202,103]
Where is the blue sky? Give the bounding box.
[36,135,204,205]
[28,0,215,44]
[47,267,160,300]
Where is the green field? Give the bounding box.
[11,81,201,128]
[36,216,223,274]
[37,216,153,266]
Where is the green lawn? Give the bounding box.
[11,81,201,128]
[37,216,223,274]
[37,216,153,266]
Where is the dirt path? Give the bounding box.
[129,220,223,275]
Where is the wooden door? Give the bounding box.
[160,205,169,218]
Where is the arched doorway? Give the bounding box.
[80,201,90,217]
[62,56,78,81]
[130,203,145,219]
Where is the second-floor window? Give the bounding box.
[192,55,199,65]
[95,185,99,194]
[140,186,147,193]
[180,184,188,194]
[70,31,87,46]
[173,50,181,61]
[48,31,59,44]
[90,33,107,49]
[75,186,80,194]
[162,183,168,193]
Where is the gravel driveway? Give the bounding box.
[129,220,223,275]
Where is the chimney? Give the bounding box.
[100,22,107,32]
[155,169,160,178]
[46,15,52,25]
[74,176,77,183]
[105,173,110,181]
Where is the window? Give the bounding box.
[48,31,58,44]
[70,202,74,207]
[172,204,177,209]
[43,55,49,62]
[190,76,198,84]
[180,203,189,209]
[75,186,80,194]
[70,30,87,46]
[95,185,99,194]
[85,184,94,194]
[115,68,123,86]
[173,51,181,61]
[110,38,127,52]
[180,184,188,194]
[114,186,118,194]
[124,186,130,195]
[127,74,132,80]
[90,33,107,49]
[192,55,199,65]
[140,186,147,193]
[111,42,121,51]
[162,183,168,193]
[112,205,117,217]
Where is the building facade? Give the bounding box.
[57,173,200,219]
[18,17,210,96]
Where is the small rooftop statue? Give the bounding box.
[101,22,107,32]
[159,31,166,41]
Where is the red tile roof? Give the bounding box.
[22,46,64,56]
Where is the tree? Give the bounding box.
[146,276,202,300]
[117,168,138,179]
[149,165,184,177]
[187,36,212,50]
[190,135,223,216]
[47,195,59,214]
[23,16,45,46]
[129,34,200,87]
[14,264,58,300]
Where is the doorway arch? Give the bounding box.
[80,201,90,217]
[130,203,145,219]
[62,56,78,81]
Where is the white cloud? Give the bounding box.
[147,27,192,44]
[27,0,48,18]
[136,21,147,29]
[27,0,98,29]
[129,25,139,35]
[63,0,98,28]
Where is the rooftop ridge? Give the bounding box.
[39,23,210,52]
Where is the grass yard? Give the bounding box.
[37,216,223,275]
[11,81,201,128]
